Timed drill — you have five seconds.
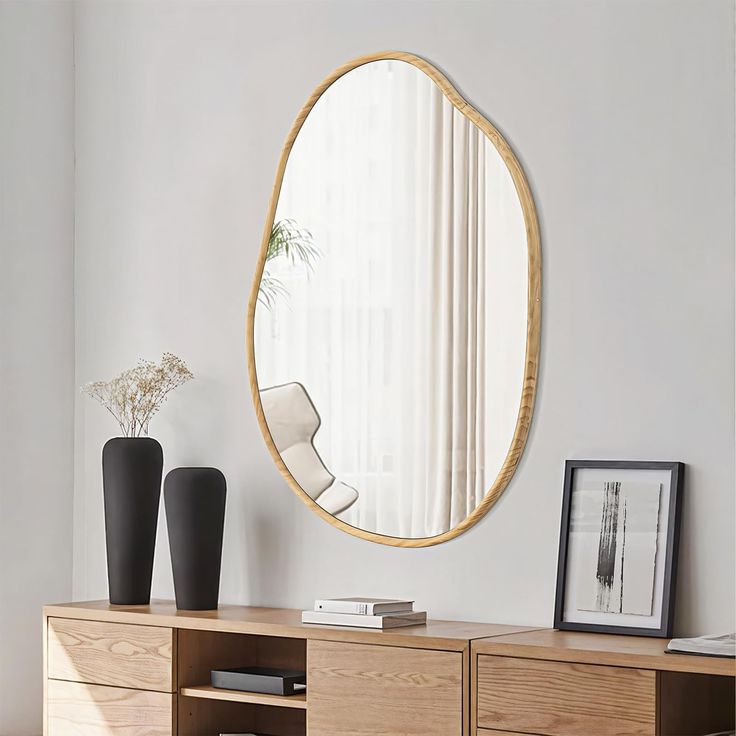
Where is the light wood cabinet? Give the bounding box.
[47,680,175,735]
[44,601,527,735]
[477,655,655,736]
[472,629,736,736]
[48,617,174,692]
[308,640,464,735]
[42,601,735,735]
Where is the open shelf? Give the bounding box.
[176,629,308,735]
[180,685,307,710]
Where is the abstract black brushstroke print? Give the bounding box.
[574,479,661,617]
[595,481,621,611]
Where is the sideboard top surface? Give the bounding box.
[472,627,736,677]
[44,600,537,651]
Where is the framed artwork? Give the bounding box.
[554,460,684,637]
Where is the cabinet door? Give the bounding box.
[308,640,464,736]
[48,617,174,692]
[47,680,175,735]
[476,655,656,736]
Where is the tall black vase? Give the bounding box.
[165,467,226,610]
[102,437,163,605]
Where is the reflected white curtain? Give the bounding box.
[392,74,488,536]
[254,61,525,538]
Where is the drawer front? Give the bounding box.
[308,640,464,735]
[47,680,174,735]
[477,655,656,736]
[48,617,174,692]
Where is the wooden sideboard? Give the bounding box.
[43,600,533,735]
[471,629,736,736]
[43,601,735,736]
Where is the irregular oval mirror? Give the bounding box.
[249,53,540,546]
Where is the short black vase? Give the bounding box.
[165,467,226,610]
[102,437,163,605]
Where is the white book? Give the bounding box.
[302,609,426,629]
[666,633,735,658]
[314,597,414,615]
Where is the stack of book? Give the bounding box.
[301,597,426,629]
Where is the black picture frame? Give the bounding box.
[553,460,684,637]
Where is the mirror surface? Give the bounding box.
[251,55,539,544]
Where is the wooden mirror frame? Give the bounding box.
[246,51,541,547]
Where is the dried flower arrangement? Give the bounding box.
[83,353,194,437]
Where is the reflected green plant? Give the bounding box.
[258,219,321,310]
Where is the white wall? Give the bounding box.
[0,2,75,733]
[73,0,735,636]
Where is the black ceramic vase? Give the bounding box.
[102,437,163,605]
[165,467,226,610]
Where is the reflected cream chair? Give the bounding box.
[259,382,359,515]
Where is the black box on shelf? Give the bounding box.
[210,666,306,696]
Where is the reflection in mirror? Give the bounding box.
[253,57,537,542]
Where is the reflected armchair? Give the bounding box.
[259,382,359,516]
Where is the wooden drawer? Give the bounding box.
[47,680,175,735]
[308,640,464,735]
[48,617,174,692]
[476,655,656,736]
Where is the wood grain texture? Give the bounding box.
[48,617,174,692]
[180,685,306,709]
[658,670,736,735]
[477,655,656,736]
[254,706,306,736]
[470,646,478,735]
[472,628,736,677]
[47,680,174,735]
[177,697,305,736]
[43,612,49,735]
[478,731,541,736]
[177,698,256,736]
[462,646,469,736]
[177,627,305,688]
[48,618,175,692]
[245,50,542,548]
[177,628,256,689]
[308,639,463,735]
[45,601,535,652]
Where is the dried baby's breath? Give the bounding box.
[82,353,193,437]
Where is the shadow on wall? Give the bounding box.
[245,499,304,606]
